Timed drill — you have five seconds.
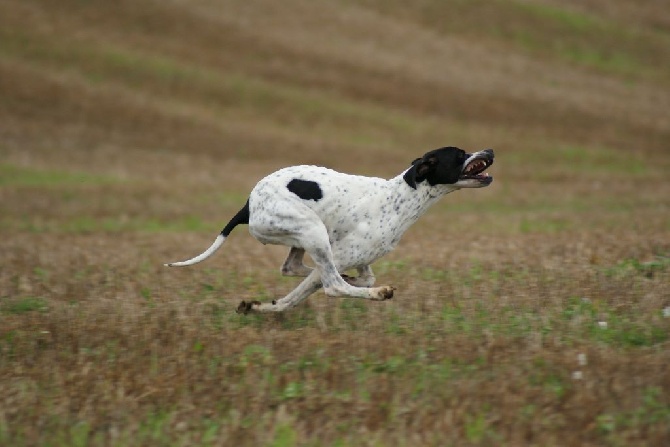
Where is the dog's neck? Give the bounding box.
[385,173,459,234]
[394,170,460,200]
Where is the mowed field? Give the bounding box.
[1,0,670,445]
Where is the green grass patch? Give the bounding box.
[509,2,656,76]
[361,0,669,79]
[518,216,572,233]
[562,297,668,347]
[0,215,210,234]
[515,2,596,32]
[436,197,642,224]
[597,387,670,438]
[1,297,48,314]
[603,255,670,279]
[0,164,116,188]
[267,424,298,447]
[505,145,649,177]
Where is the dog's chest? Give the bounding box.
[290,171,409,262]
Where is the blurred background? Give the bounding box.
[2,0,668,198]
[1,1,669,445]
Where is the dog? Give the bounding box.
[165,146,494,313]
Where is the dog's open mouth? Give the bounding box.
[460,156,493,182]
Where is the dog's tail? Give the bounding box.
[164,200,250,267]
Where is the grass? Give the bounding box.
[1,297,49,315]
[504,144,651,176]
[0,215,209,234]
[509,2,640,72]
[1,0,669,445]
[0,164,117,188]
[358,0,670,81]
[0,27,434,152]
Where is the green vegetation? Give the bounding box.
[358,0,670,80]
[1,297,48,314]
[0,164,115,187]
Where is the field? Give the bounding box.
[1,0,669,445]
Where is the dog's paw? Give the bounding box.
[236,300,262,314]
[371,286,395,301]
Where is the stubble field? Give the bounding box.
[1,0,669,445]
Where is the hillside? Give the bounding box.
[2,0,669,171]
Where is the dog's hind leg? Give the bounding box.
[297,224,393,301]
[342,265,376,287]
[248,206,393,309]
[238,270,322,313]
[280,247,313,277]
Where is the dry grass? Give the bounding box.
[1,0,669,445]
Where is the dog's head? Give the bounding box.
[403,147,494,189]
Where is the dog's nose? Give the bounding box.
[483,148,494,158]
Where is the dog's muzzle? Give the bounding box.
[460,149,494,185]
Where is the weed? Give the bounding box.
[420,266,449,281]
[2,297,48,314]
[336,299,369,330]
[597,387,670,438]
[604,255,670,279]
[280,382,304,400]
[201,419,221,446]
[383,310,408,335]
[239,344,274,368]
[267,424,298,447]
[136,411,172,445]
[68,422,92,447]
[561,297,668,347]
[464,411,487,443]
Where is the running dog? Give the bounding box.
[165,146,494,313]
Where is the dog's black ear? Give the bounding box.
[403,155,438,189]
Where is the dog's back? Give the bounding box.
[249,165,389,225]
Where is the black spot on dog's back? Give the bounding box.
[287,179,323,201]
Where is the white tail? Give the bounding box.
[164,234,226,267]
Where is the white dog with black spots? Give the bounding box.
[166,146,494,313]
